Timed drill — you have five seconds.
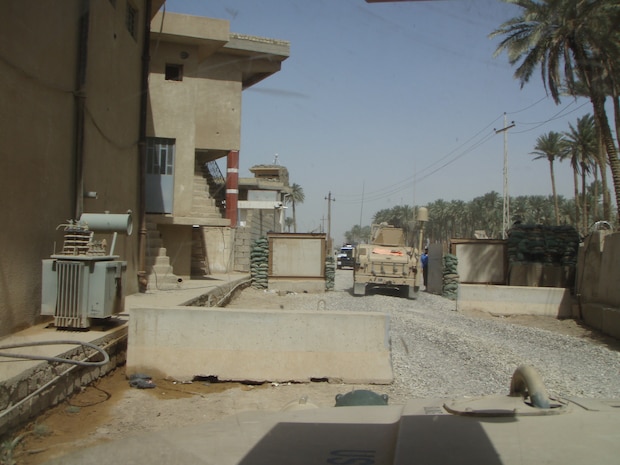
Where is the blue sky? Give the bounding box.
[163,0,593,244]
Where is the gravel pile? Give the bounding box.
[258,271,620,403]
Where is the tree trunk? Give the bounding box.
[549,159,560,225]
[588,83,620,228]
[597,124,611,221]
[573,168,581,234]
[581,166,587,234]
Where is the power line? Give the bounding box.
[334,97,583,206]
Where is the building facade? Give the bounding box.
[0,0,168,336]
[0,1,289,335]
[144,12,289,286]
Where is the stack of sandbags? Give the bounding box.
[250,237,269,289]
[325,256,335,290]
[442,253,459,300]
[507,224,579,266]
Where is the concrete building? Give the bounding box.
[0,0,166,337]
[235,164,293,272]
[0,1,288,336]
[144,12,289,286]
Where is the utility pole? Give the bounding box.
[325,191,335,253]
[359,181,365,230]
[495,113,515,239]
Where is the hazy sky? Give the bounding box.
[163,0,593,244]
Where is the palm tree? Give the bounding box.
[530,131,567,225]
[345,224,371,244]
[284,216,294,232]
[564,114,597,233]
[564,81,613,220]
[490,0,620,220]
[286,183,305,233]
[426,199,450,243]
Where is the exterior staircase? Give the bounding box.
[191,160,226,219]
[144,160,228,286]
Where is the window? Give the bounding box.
[165,64,183,81]
[125,2,137,39]
[146,138,175,175]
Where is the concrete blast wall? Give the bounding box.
[127,307,393,384]
[577,231,620,339]
[458,284,573,318]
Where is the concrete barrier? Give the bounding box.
[457,284,574,318]
[126,307,392,384]
[581,303,620,340]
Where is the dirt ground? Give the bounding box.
[6,288,619,465]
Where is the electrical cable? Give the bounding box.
[0,334,124,422]
[0,340,110,367]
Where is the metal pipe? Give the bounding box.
[73,0,90,219]
[79,213,133,234]
[138,0,153,292]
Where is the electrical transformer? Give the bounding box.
[41,212,132,330]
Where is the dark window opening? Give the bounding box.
[165,64,183,81]
[125,2,137,39]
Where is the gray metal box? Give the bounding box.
[41,259,127,329]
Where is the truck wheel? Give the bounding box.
[407,286,418,300]
[353,283,366,296]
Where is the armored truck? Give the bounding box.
[353,223,419,299]
[336,244,355,269]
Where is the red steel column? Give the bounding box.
[226,150,239,227]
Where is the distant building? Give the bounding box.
[235,165,292,272]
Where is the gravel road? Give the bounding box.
[230,269,620,402]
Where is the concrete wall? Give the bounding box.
[203,227,235,273]
[234,227,256,272]
[127,306,393,384]
[577,231,620,339]
[451,241,506,284]
[0,1,147,336]
[458,284,573,318]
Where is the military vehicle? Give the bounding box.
[336,244,355,269]
[353,223,419,299]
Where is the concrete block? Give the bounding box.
[127,307,392,384]
[458,284,573,318]
[268,278,326,294]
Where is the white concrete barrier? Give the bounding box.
[127,307,392,384]
[457,284,573,318]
